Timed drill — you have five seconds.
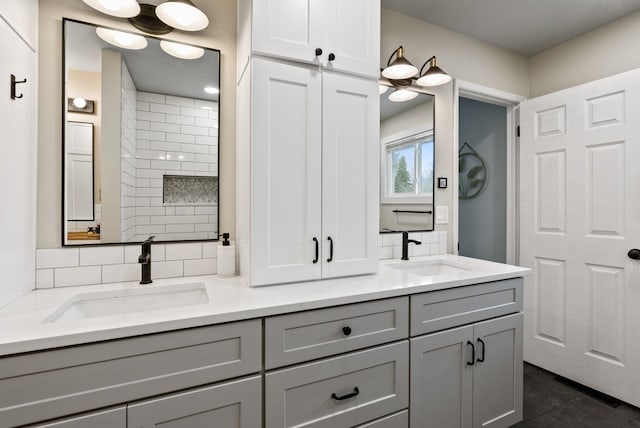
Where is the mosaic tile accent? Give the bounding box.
[163,175,218,205]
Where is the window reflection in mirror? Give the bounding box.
[380,86,435,232]
[63,19,220,245]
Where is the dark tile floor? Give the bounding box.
[512,363,640,427]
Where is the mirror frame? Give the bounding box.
[61,18,222,247]
[379,81,436,234]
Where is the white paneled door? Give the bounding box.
[520,69,640,406]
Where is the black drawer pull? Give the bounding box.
[467,340,475,366]
[342,326,352,336]
[331,387,359,401]
[328,53,336,62]
[327,236,334,262]
[313,237,319,264]
[477,338,486,362]
[315,47,323,56]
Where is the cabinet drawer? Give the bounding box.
[265,341,409,428]
[0,320,261,428]
[26,406,126,428]
[265,297,408,369]
[128,376,261,428]
[357,410,408,427]
[410,278,523,336]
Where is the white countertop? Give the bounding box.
[0,255,529,356]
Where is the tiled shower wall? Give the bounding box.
[133,92,219,242]
[34,232,446,289]
[121,61,137,242]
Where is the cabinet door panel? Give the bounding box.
[0,0,37,48]
[28,407,125,428]
[251,58,322,285]
[473,313,523,428]
[322,72,379,278]
[410,326,473,428]
[128,376,261,428]
[252,0,323,64]
[323,0,380,78]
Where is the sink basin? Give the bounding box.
[387,260,471,277]
[44,283,209,323]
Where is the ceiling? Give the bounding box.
[66,20,220,101]
[382,0,640,56]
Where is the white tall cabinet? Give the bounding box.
[237,0,380,286]
[0,0,38,307]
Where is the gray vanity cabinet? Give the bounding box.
[409,279,524,428]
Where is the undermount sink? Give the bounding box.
[387,259,471,277]
[44,283,209,323]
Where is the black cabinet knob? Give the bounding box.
[315,47,323,56]
[629,249,640,260]
[342,326,352,336]
[328,53,336,62]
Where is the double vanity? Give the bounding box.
[0,255,528,428]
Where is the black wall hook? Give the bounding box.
[11,74,27,100]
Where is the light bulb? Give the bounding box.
[82,0,140,18]
[204,86,219,95]
[389,89,419,102]
[156,1,209,31]
[73,97,87,108]
[96,27,148,50]
[160,40,205,59]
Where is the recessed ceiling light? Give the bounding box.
[160,40,205,59]
[82,0,140,18]
[96,27,148,50]
[204,86,219,95]
[156,0,209,32]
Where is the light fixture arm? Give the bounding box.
[386,46,405,67]
[419,56,438,75]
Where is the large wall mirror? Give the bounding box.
[63,19,220,246]
[380,85,435,233]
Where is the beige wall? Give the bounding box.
[530,10,640,97]
[381,8,529,252]
[37,0,236,248]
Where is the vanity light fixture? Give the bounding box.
[96,27,148,49]
[389,88,419,103]
[416,56,452,87]
[83,1,209,34]
[379,85,389,95]
[72,97,87,109]
[156,0,209,32]
[82,0,140,18]
[160,40,205,59]
[382,46,418,80]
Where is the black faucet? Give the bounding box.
[401,231,421,260]
[138,236,155,284]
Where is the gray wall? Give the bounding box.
[458,97,506,263]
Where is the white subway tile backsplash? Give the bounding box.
[165,243,202,260]
[79,246,124,266]
[180,106,209,118]
[153,261,184,279]
[55,266,101,287]
[102,264,139,284]
[124,245,141,263]
[37,248,78,269]
[150,121,181,133]
[379,246,392,260]
[181,125,210,136]
[184,258,217,276]
[202,242,217,258]
[392,245,403,259]
[382,233,402,247]
[36,269,54,289]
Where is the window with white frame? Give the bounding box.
[382,129,434,204]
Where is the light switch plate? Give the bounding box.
[436,206,449,224]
